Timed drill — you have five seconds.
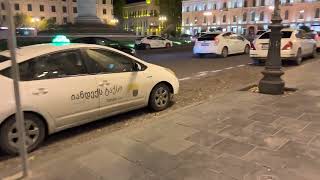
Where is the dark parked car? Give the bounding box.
[72,37,136,56]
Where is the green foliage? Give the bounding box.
[14,13,32,28]
[159,0,182,36]
[113,0,126,22]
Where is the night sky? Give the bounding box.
[127,0,145,3]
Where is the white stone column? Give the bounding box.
[75,0,102,24]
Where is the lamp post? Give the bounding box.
[203,11,212,32]
[258,0,285,95]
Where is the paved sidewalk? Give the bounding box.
[4,60,320,180]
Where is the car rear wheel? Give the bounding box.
[0,113,46,155]
[244,45,250,54]
[221,47,228,58]
[311,46,317,58]
[145,44,151,50]
[149,83,171,112]
[295,49,302,65]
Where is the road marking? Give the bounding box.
[211,69,222,73]
[179,77,191,81]
[247,62,254,65]
[237,64,246,67]
[179,63,250,81]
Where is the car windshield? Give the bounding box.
[259,31,292,39]
[198,33,220,41]
[0,55,9,63]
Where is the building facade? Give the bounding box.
[123,0,161,36]
[182,0,320,36]
[0,0,114,26]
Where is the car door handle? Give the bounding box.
[33,88,48,95]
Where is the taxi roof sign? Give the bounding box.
[51,35,71,46]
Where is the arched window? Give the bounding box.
[1,2,5,10]
[251,12,256,21]
[233,16,237,22]
[212,15,216,23]
[223,15,227,23]
[244,0,248,7]
[186,17,189,24]
[204,4,207,11]
[195,6,198,11]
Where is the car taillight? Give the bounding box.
[214,38,219,45]
[250,42,256,50]
[282,41,293,50]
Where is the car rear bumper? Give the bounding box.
[250,50,297,60]
[193,45,220,54]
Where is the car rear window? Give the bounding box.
[259,31,292,39]
[0,55,9,63]
[198,34,220,41]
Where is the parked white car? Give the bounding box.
[0,43,179,154]
[135,36,173,49]
[193,32,251,58]
[250,29,317,65]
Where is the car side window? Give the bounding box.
[296,30,306,39]
[84,49,135,74]
[0,51,86,81]
[236,35,245,41]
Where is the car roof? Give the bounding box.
[0,43,116,69]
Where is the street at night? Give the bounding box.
[1,0,320,179]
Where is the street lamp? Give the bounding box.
[258,0,285,95]
[31,17,40,30]
[159,15,167,34]
[203,11,212,32]
[110,18,119,25]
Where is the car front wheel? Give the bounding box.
[221,47,228,58]
[0,113,46,155]
[149,83,171,111]
[295,49,302,65]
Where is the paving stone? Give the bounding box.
[302,122,320,134]
[211,138,255,157]
[165,166,235,180]
[150,137,194,155]
[98,137,182,175]
[211,154,258,180]
[244,167,309,180]
[29,162,100,180]
[273,108,305,119]
[177,145,222,169]
[278,141,320,160]
[309,135,320,149]
[273,128,316,144]
[185,131,224,148]
[270,117,310,131]
[298,113,320,122]
[248,113,279,123]
[244,146,320,180]
[244,121,280,135]
[250,105,276,114]
[78,148,153,180]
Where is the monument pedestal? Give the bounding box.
[75,0,102,25]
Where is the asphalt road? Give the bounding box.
[1,45,318,173]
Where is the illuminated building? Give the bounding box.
[182,0,320,35]
[123,0,161,36]
[0,0,114,26]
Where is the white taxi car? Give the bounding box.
[0,42,179,154]
[193,32,251,58]
[135,36,173,49]
[250,29,317,65]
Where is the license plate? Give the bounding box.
[261,44,269,49]
[201,43,209,46]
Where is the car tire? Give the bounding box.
[244,45,250,54]
[221,47,228,58]
[166,43,171,48]
[311,46,317,58]
[149,83,171,112]
[145,44,151,50]
[295,48,302,65]
[0,113,46,155]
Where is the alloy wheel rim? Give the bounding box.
[155,87,169,108]
[8,119,40,149]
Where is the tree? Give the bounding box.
[113,0,126,26]
[159,0,182,36]
[14,13,32,28]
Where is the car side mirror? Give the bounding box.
[134,62,142,71]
